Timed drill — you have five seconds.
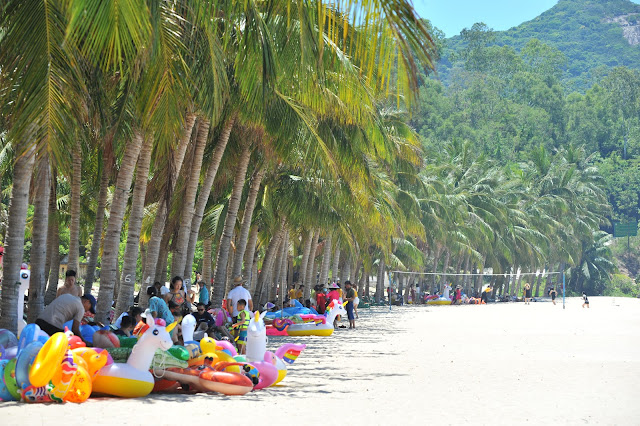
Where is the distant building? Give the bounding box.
[58,255,90,279]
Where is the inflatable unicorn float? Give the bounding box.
[246,311,306,387]
[426,283,453,305]
[92,312,174,397]
[273,299,347,337]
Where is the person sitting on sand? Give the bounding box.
[147,286,175,324]
[549,287,557,305]
[193,302,216,335]
[582,292,589,308]
[114,315,134,337]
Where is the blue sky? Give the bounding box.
[413,0,560,37]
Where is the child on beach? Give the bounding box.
[234,299,251,354]
[549,287,557,305]
[582,292,589,308]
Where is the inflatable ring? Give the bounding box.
[15,341,43,390]
[0,360,15,401]
[3,358,20,400]
[18,324,41,351]
[49,350,77,402]
[64,366,91,403]
[30,332,68,387]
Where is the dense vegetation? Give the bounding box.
[440,0,640,92]
[413,14,640,294]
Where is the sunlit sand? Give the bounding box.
[4,297,639,425]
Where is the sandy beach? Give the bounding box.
[3,296,639,425]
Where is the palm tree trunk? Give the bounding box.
[27,152,50,322]
[318,234,332,292]
[365,272,370,299]
[534,267,545,297]
[270,232,288,303]
[476,256,486,295]
[462,253,471,294]
[95,132,144,324]
[172,119,210,284]
[342,255,351,281]
[516,269,525,298]
[45,171,61,305]
[116,133,153,316]
[202,236,212,289]
[244,225,259,289]
[0,147,35,333]
[184,117,236,282]
[84,156,111,294]
[254,220,286,303]
[304,230,320,299]
[376,257,385,302]
[356,261,365,295]
[432,245,442,289]
[331,240,340,282]
[68,142,82,274]
[141,113,196,298]
[453,255,464,287]
[231,166,266,279]
[440,250,450,288]
[298,230,314,288]
[212,141,252,307]
[264,238,283,304]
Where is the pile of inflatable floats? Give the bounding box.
[265,299,347,337]
[0,306,322,403]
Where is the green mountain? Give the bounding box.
[439,0,640,91]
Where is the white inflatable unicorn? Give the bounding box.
[286,299,347,336]
[245,311,306,389]
[92,310,174,397]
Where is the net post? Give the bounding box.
[562,270,566,310]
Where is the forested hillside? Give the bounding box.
[415,5,640,293]
[440,0,640,92]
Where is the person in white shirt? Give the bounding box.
[226,276,253,323]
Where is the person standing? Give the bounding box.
[549,287,557,305]
[582,292,590,308]
[226,276,253,323]
[197,280,210,307]
[316,285,327,314]
[523,283,532,304]
[344,281,356,329]
[56,270,83,298]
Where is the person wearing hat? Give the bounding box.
[57,269,83,298]
[226,276,253,322]
[327,282,341,306]
[36,294,93,343]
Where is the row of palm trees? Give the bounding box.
[0,0,437,332]
[0,2,610,334]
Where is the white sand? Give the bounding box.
[3,296,640,425]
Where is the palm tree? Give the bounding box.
[0,148,35,332]
[95,132,144,323]
[115,133,153,316]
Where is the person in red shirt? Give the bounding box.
[316,285,327,314]
[327,283,341,305]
